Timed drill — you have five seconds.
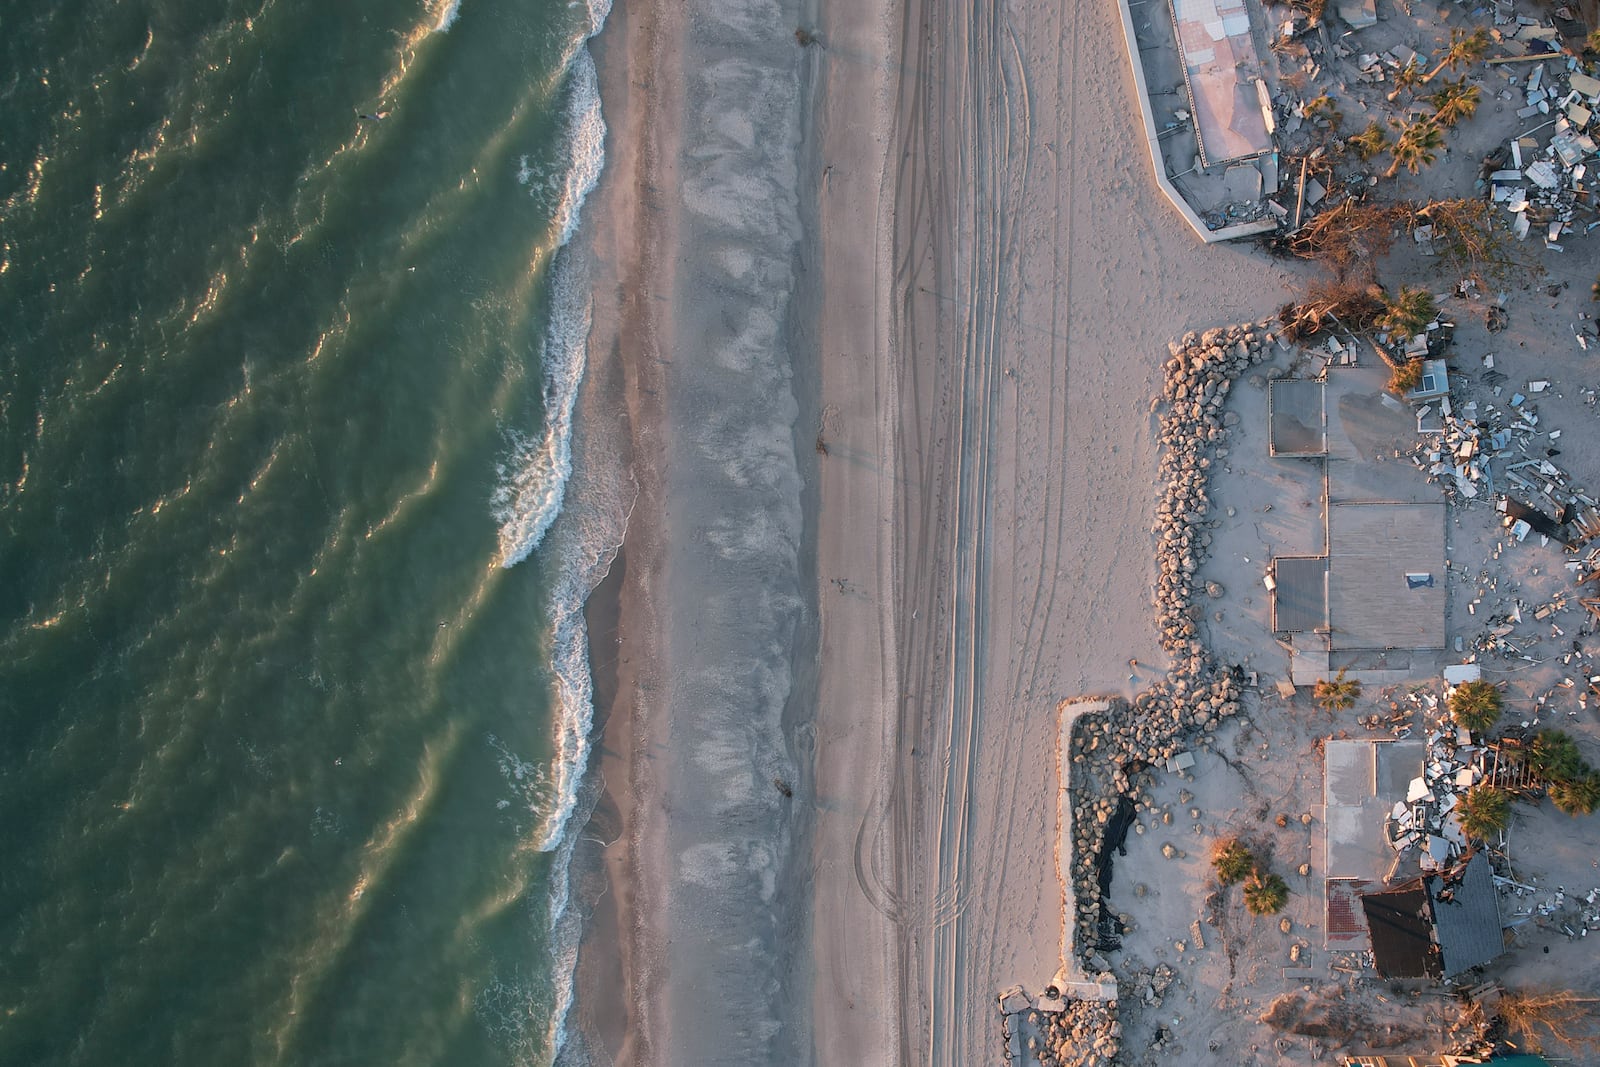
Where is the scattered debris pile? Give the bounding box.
[1382,706,1485,872]
[1409,374,1598,535]
[999,987,1120,1067]
[1066,324,1272,958]
[1497,875,1600,937]
[1481,59,1600,248]
[1258,984,1486,1052]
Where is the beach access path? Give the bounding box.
[808,0,1307,1062]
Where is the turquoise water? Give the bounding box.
[0,1,611,1063]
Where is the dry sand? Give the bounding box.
[569,0,1313,1060]
[812,0,1304,1060]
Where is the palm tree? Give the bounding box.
[1429,76,1482,127]
[1456,785,1511,840]
[1449,679,1502,735]
[1314,669,1361,712]
[1530,729,1586,784]
[1549,772,1600,816]
[1348,120,1391,161]
[1423,27,1491,83]
[1212,837,1256,885]
[1376,285,1437,340]
[1243,870,1290,915]
[1305,91,1343,127]
[1387,61,1424,103]
[1388,358,1424,396]
[1385,118,1446,177]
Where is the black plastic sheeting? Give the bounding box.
[1093,795,1138,950]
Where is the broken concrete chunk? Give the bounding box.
[1335,0,1377,29]
[1569,72,1600,100]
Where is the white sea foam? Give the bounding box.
[431,0,461,32]
[490,256,589,570]
[491,48,609,571]
[490,1,619,1060]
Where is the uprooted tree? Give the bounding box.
[1411,198,1518,287]
[1499,989,1600,1055]
[1279,200,1406,279]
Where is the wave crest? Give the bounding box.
[491,47,607,570]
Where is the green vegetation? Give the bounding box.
[1429,77,1481,127]
[1314,668,1361,712]
[1375,284,1437,341]
[1243,870,1291,915]
[1304,92,1343,127]
[1448,680,1502,735]
[1422,27,1490,83]
[1525,730,1600,818]
[1348,121,1391,161]
[1550,772,1600,817]
[1456,785,1511,840]
[1386,61,1424,103]
[1212,838,1256,885]
[1385,118,1446,178]
[1530,729,1586,783]
[1387,358,1424,396]
[1212,835,1291,915]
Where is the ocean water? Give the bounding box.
[0,1,615,1064]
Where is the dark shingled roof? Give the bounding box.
[1361,882,1437,979]
[1272,556,1327,634]
[1427,852,1503,978]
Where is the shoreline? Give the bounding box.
[570,543,630,1061]
[565,0,667,1060]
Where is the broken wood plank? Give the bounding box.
[1488,51,1565,65]
[1293,156,1309,232]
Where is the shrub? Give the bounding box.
[1314,669,1361,712]
[1212,838,1255,885]
[1243,870,1290,915]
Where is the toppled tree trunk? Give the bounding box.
[1276,280,1385,346]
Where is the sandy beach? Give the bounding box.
[571,0,1303,1060]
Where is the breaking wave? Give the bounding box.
[489,1,620,1060]
[491,47,607,571]
[431,0,461,33]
